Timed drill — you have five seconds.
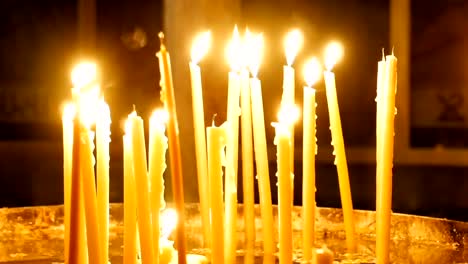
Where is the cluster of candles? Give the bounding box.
[61,26,397,264]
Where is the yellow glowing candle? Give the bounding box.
[129,111,155,264]
[224,26,242,264]
[207,124,226,264]
[189,31,211,247]
[96,99,111,262]
[274,107,297,264]
[123,120,137,264]
[157,33,187,264]
[302,57,322,261]
[246,33,274,255]
[376,53,397,264]
[283,29,303,182]
[323,42,356,251]
[241,29,255,251]
[149,109,169,263]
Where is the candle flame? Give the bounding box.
[303,57,322,87]
[161,208,178,239]
[150,108,169,128]
[62,103,76,121]
[191,31,211,64]
[245,30,264,77]
[324,41,343,71]
[71,62,98,90]
[284,29,303,66]
[277,104,300,126]
[226,26,243,71]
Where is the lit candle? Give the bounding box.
[62,104,88,264]
[241,29,255,251]
[71,62,103,264]
[376,52,397,264]
[283,29,303,184]
[189,31,211,247]
[323,42,356,251]
[149,109,169,263]
[207,123,227,264]
[302,57,322,261]
[96,99,111,262]
[274,108,297,264]
[247,32,274,255]
[123,120,137,264]
[129,111,155,264]
[224,26,242,264]
[156,33,187,264]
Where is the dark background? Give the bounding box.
[0,0,466,221]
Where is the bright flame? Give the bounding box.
[71,62,98,89]
[284,29,303,66]
[150,108,169,129]
[303,57,322,87]
[226,26,243,71]
[191,31,211,64]
[245,30,264,77]
[324,41,344,71]
[277,104,300,125]
[62,103,76,121]
[161,208,178,239]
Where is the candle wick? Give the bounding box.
[132,104,136,112]
[212,113,218,126]
[381,48,385,61]
[391,46,394,56]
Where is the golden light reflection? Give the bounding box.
[324,41,344,71]
[161,208,178,239]
[277,104,300,126]
[191,31,211,64]
[284,29,303,66]
[303,57,322,87]
[226,26,243,71]
[245,31,264,77]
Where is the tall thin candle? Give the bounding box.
[156,32,187,264]
[323,42,356,251]
[123,124,137,264]
[189,32,211,247]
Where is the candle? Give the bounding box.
[274,111,293,264]
[149,109,169,262]
[128,111,155,264]
[247,33,274,255]
[302,57,322,261]
[376,53,397,264]
[313,246,334,264]
[96,99,111,262]
[189,31,211,247]
[240,31,255,250]
[63,104,88,264]
[123,121,137,264]
[224,26,242,264]
[282,29,303,185]
[156,33,187,264]
[323,42,356,251]
[207,124,227,264]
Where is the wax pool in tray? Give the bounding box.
[0,203,466,264]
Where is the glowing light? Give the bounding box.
[71,62,98,89]
[161,208,178,239]
[277,104,300,126]
[324,41,344,71]
[284,29,303,66]
[245,30,264,77]
[150,108,169,130]
[303,57,322,87]
[62,103,76,121]
[226,26,244,71]
[191,31,212,64]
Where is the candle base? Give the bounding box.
[0,204,465,263]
